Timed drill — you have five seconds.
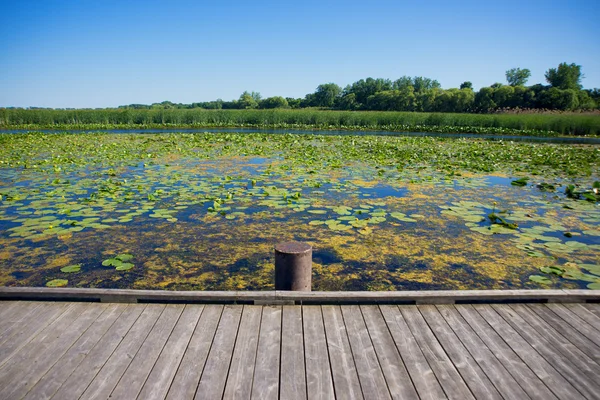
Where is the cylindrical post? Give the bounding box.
[275,241,312,291]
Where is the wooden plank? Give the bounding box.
[566,303,600,331]
[303,306,335,400]
[80,304,166,400]
[490,304,598,399]
[251,305,282,400]
[194,305,243,400]
[0,302,38,332]
[435,305,530,399]
[0,302,71,366]
[280,305,307,400]
[455,305,559,400]
[110,304,184,399]
[377,305,445,400]
[341,306,394,400]
[509,304,600,378]
[0,302,83,370]
[321,305,362,399]
[528,304,600,358]
[582,303,600,319]
[165,305,222,400]
[137,304,204,400]
[22,304,125,400]
[0,303,107,399]
[474,304,586,400]
[50,304,145,399]
[0,301,19,320]
[223,305,263,400]
[361,305,425,400]
[0,302,50,345]
[394,305,475,400]
[545,303,600,348]
[0,301,42,337]
[418,305,502,399]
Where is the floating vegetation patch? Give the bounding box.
[60,264,81,273]
[46,279,68,287]
[0,132,598,290]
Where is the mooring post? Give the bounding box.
[274,241,312,291]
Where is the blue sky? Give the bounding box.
[1,0,599,108]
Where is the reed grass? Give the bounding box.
[1,108,599,135]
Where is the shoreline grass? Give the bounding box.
[2,108,600,136]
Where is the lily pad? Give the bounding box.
[116,254,134,261]
[529,275,551,284]
[116,263,134,271]
[46,279,68,287]
[102,258,123,267]
[587,282,600,290]
[60,264,81,273]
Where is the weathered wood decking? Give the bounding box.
[1,299,600,399]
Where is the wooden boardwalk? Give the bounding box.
[0,301,599,399]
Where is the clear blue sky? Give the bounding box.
[1,0,599,108]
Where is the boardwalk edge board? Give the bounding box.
[0,287,599,304]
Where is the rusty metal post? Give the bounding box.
[274,241,312,291]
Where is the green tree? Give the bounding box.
[285,97,302,108]
[259,96,289,109]
[493,85,515,108]
[238,91,259,109]
[367,88,415,111]
[545,63,584,90]
[312,83,342,107]
[505,68,531,86]
[474,87,497,112]
[335,93,358,110]
[460,81,473,90]
[412,76,441,92]
[344,78,393,106]
[415,88,442,112]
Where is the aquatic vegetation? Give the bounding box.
[46,279,68,287]
[60,264,81,273]
[565,182,600,202]
[0,132,598,290]
[2,108,600,135]
[102,254,135,271]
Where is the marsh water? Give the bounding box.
[0,131,598,291]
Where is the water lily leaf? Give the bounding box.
[332,206,352,215]
[529,275,551,284]
[583,229,600,236]
[350,219,368,228]
[308,220,325,226]
[116,263,134,271]
[102,258,123,267]
[60,264,81,273]
[46,279,68,287]
[587,282,600,290]
[308,209,327,214]
[579,264,600,275]
[470,226,495,235]
[116,253,133,261]
[511,178,528,187]
[540,266,564,275]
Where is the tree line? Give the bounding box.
[18,62,598,113]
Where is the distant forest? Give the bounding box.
[11,63,600,113]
